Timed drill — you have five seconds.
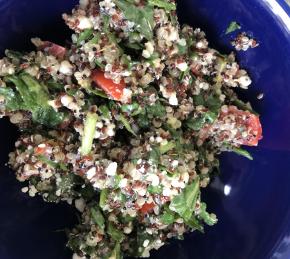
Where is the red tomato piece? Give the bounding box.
[91,70,125,101]
[240,112,262,146]
[139,202,155,214]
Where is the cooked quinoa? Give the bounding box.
[0,0,262,258]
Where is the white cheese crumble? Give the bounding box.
[105,162,117,176]
[59,60,73,75]
[86,167,96,180]
[77,16,93,30]
[75,198,86,212]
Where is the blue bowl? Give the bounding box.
[0,1,290,258]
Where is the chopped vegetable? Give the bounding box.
[91,207,105,230]
[91,70,125,101]
[231,147,253,160]
[148,0,176,11]
[169,177,200,221]
[80,112,98,156]
[225,21,241,34]
[115,0,154,40]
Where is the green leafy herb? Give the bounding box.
[108,222,125,241]
[160,211,175,225]
[148,0,176,11]
[46,79,64,90]
[186,111,218,131]
[121,103,140,114]
[115,0,154,40]
[119,114,137,136]
[99,188,109,209]
[95,59,105,69]
[137,113,149,129]
[149,146,161,164]
[159,141,176,154]
[37,155,68,170]
[226,21,241,34]
[77,28,94,45]
[99,105,111,119]
[4,74,65,127]
[169,177,200,221]
[0,87,25,111]
[81,112,98,156]
[231,147,253,160]
[80,184,95,201]
[108,242,122,259]
[31,107,65,127]
[146,102,166,118]
[148,185,162,194]
[198,202,218,226]
[88,33,100,45]
[185,216,204,233]
[91,207,105,230]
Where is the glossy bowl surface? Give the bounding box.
[0,1,290,258]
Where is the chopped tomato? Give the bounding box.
[199,106,262,146]
[34,146,46,155]
[139,202,155,214]
[34,143,49,155]
[38,41,66,59]
[221,106,262,146]
[240,112,262,146]
[91,70,125,101]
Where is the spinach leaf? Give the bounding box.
[185,216,204,233]
[0,87,25,111]
[31,107,65,127]
[37,155,68,170]
[188,94,221,130]
[99,105,111,119]
[115,0,154,40]
[119,114,137,136]
[148,0,176,11]
[160,211,175,225]
[230,147,253,160]
[91,207,105,230]
[108,222,125,241]
[169,177,200,221]
[149,146,161,164]
[80,184,95,201]
[226,21,241,34]
[108,242,122,259]
[186,111,218,131]
[99,189,109,209]
[198,202,218,226]
[159,141,176,154]
[77,28,94,46]
[148,185,162,194]
[121,102,140,114]
[4,74,65,127]
[146,102,166,117]
[137,113,149,129]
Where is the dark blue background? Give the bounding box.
[0,0,290,258]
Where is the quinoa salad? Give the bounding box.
[0,0,262,258]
